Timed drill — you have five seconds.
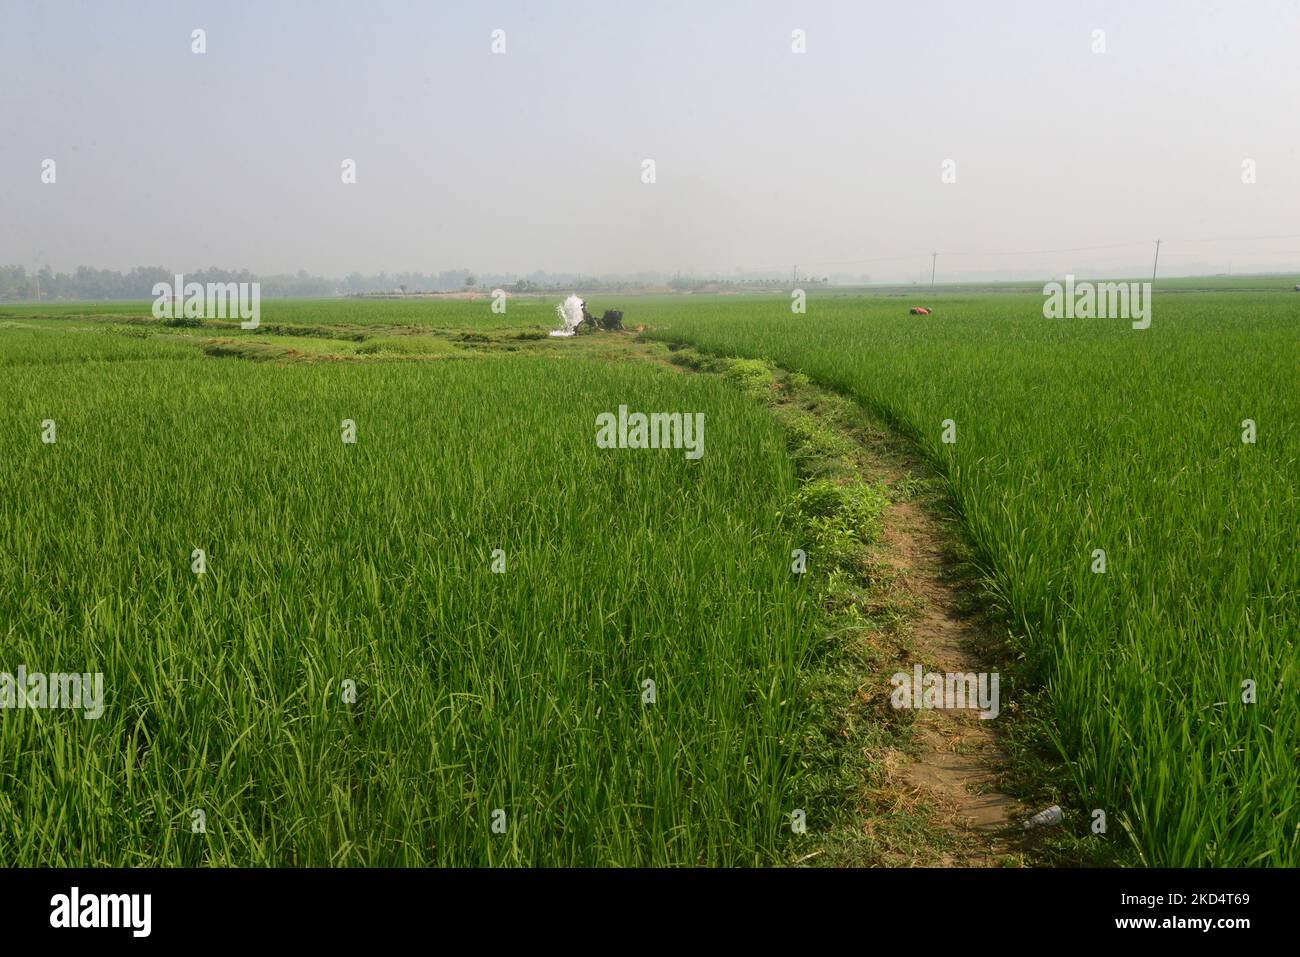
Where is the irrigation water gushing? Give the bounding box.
[549,295,586,337]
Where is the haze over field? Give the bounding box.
[1,1,1296,881]
[2,0,1299,281]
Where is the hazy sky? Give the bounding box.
[3,0,1298,281]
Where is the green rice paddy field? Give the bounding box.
[0,287,1295,866]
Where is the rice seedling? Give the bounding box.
[0,338,824,865]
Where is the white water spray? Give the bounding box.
[549,295,585,337]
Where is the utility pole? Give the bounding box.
[930,252,938,288]
[792,265,797,285]
[1151,239,1161,285]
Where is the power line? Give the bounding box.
[1160,233,1300,244]
[744,233,1300,279]
[940,240,1152,258]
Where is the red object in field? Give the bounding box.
[910,306,931,315]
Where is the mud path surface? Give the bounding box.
[876,494,1028,864]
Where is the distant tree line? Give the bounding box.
[0,265,495,301]
[0,263,815,301]
[667,276,830,291]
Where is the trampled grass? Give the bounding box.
[0,336,825,865]
[642,290,1299,866]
